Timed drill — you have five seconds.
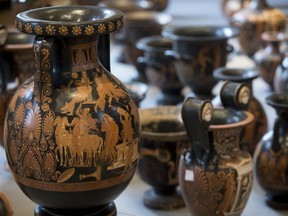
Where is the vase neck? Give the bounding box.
[65,35,109,72]
[251,0,269,10]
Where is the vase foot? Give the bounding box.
[143,188,185,210]
[266,194,288,210]
[34,202,117,216]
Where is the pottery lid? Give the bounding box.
[15,5,125,37]
[162,25,239,41]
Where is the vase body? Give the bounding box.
[230,0,286,56]
[180,97,254,216]
[213,67,268,156]
[4,6,141,215]
[138,106,188,210]
[254,31,286,89]
[162,26,239,99]
[254,93,288,209]
[274,53,288,94]
[136,35,184,105]
[0,31,34,146]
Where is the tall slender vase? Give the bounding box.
[4,6,141,216]
[179,85,254,216]
[230,0,286,57]
[213,67,268,156]
[254,93,288,209]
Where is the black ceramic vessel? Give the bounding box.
[136,35,184,105]
[4,6,141,216]
[162,25,239,99]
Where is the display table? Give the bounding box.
[0,0,288,215]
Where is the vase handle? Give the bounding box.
[33,36,69,100]
[220,81,251,110]
[181,97,213,166]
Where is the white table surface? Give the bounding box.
[1,0,288,215]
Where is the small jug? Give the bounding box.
[179,82,254,216]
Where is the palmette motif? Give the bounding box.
[4,40,140,192]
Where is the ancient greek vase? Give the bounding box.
[230,0,286,57]
[254,93,288,209]
[274,53,288,94]
[162,25,239,99]
[254,31,286,89]
[180,93,254,215]
[136,35,185,105]
[123,10,172,82]
[4,6,141,216]
[213,67,268,156]
[138,106,188,210]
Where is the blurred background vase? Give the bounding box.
[138,106,188,210]
[273,50,288,94]
[136,35,185,105]
[254,93,288,209]
[253,31,286,90]
[230,0,286,57]
[213,67,268,156]
[123,10,172,82]
[220,0,252,18]
[162,25,239,99]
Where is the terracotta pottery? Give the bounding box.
[4,6,141,216]
[162,25,239,99]
[213,67,268,156]
[136,35,184,105]
[274,52,288,94]
[138,106,188,210]
[220,0,252,18]
[254,31,286,89]
[0,192,13,216]
[180,95,254,216]
[123,11,172,82]
[254,93,288,209]
[230,0,286,57]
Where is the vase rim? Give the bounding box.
[209,110,254,130]
[162,25,239,42]
[136,35,172,52]
[213,67,259,82]
[139,105,187,140]
[15,5,125,37]
[266,93,288,109]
